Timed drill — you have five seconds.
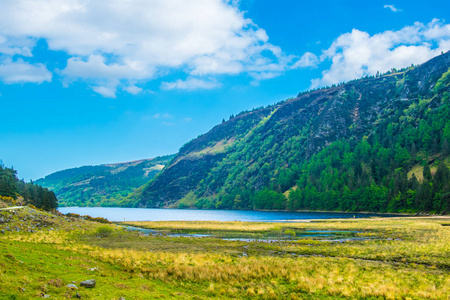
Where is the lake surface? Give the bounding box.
[58,207,394,222]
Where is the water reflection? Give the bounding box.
[58,207,396,222]
[122,225,364,242]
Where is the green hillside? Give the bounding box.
[37,155,174,207]
[133,52,450,213]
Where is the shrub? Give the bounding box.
[96,226,113,238]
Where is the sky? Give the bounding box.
[1,0,450,180]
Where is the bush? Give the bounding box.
[66,213,111,224]
[96,226,113,238]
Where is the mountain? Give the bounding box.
[37,155,174,207]
[132,51,450,213]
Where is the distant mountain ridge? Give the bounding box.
[37,155,174,207]
[131,51,450,213]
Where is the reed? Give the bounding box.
[1,208,449,299]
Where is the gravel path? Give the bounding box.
[0,206,25,211]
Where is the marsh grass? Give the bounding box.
[1,209,450,299]
[122,221,361,242]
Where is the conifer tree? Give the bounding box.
[423,162,432,181]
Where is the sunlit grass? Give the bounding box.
[1,208,450,299]
[124,220,286,231]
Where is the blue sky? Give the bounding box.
[1,0,449,180]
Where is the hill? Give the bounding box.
[132,51,450,213]
[37,155,174,207]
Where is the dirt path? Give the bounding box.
[0,206,25,211]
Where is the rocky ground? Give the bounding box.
[0,205,82,235]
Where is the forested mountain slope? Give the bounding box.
[133,51,450,213]
[37,155,174,207]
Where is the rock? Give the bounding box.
[42,294,50,298]
[0,218,4,223]
[66,284,77,289]
[1,230,5,234]
[88,267,99,271]
[80,279,96,288]
[76,292,82,299]
[118,297,126,300]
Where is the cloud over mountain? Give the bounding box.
[0,2,449,97]
[311,19,450,89]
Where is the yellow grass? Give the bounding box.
[124,220,286,231]
[407,163,437,181]
[1,207,450,299]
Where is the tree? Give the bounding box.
[0,166,18,198]
[254,189,286,210]
[423,162,432,182]
[408,174,419,191]
[0,163,58,211]
[416,181,434,211]
[442,138,450,156]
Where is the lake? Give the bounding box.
[57,207,394,222]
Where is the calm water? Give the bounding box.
[57,207,393,222]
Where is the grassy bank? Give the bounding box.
[1,207,449,299]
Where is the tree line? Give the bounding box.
[0,163,58,210]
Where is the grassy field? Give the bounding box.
[1,207,449,299]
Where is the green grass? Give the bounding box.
[407,163,437,181]
[1,207,450,299]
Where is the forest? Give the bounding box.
[0,163,58,210]
[36,155,174,207]
[168,56,450,214]
[195,87,450,213]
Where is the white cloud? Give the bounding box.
[384,5,400,12]
[161,77,222,91]
[310,19,450,89]
[291,52,319,69]
[92,86,116,98]
[124,85,143,95]
[152,113,172,119]
[251,71,282,80]
[0,36,35,57]
[0,0,294,96]
[0,59,52,84]
[61,55,151,82]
